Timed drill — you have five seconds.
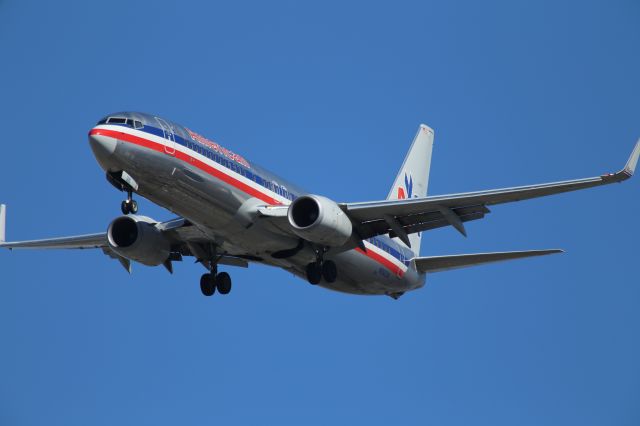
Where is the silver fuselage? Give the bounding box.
[89,112,425,296]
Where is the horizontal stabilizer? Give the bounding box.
[413,249,563,274]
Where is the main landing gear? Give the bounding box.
[200,267,233,297]
[121,190,138,215]
[305,247,337,285]
[196,246,233,297]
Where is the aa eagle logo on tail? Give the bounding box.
[397,173,414,199]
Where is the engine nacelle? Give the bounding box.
[107,215,170,266]
[287,195,353,247]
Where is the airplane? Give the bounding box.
[1,112,638,299]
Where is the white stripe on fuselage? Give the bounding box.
[99,124,409,274]
[362,240,409,273]
[96,124,293,205]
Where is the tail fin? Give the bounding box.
[386,124,434,254]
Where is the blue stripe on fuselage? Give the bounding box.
[110,122,299,201]
[367,236,413,267]
[108,122,415,266]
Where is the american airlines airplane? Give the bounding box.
[1,112,638,298]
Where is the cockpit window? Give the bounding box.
[96,116,144,129]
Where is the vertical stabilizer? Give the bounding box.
[386,124,434,254]
[0,204,6,243]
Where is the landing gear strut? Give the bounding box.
[306,247,337,285]
[121,190,138,215]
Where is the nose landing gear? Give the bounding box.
[106,171,140,215]
[121,191,138,215]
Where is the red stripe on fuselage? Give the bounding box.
[356,247,405,278]
[90,127,406,278]
[90,128,282,205]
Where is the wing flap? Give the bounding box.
[399,211,487,236]
[413,249,563,274]
[357,205,490,239]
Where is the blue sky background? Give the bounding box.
[1,1,639,425]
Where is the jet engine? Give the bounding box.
[107,215,170,266]
[287,195,353,247]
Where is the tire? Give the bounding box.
[322,260,337,283]
[121,200,129,215]
[130,200,138,214]
[306,263,322,285]
[200,273,215,296]
[216,272,232,295]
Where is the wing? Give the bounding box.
[0,208,252,273]
[342,139,640,243]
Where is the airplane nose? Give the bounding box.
[89,131,118,170]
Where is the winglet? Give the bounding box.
[0,204,6,243]
[623,138,640,177]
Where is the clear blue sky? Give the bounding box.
[1,1,638,425]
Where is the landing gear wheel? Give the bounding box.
[215,272,232,295]
[306,263,322,285]
[120,191,138,215]
[322,260,337,283]
[200,273,215,296]
[121,199,138,215]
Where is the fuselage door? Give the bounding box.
[155,117,176,156]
